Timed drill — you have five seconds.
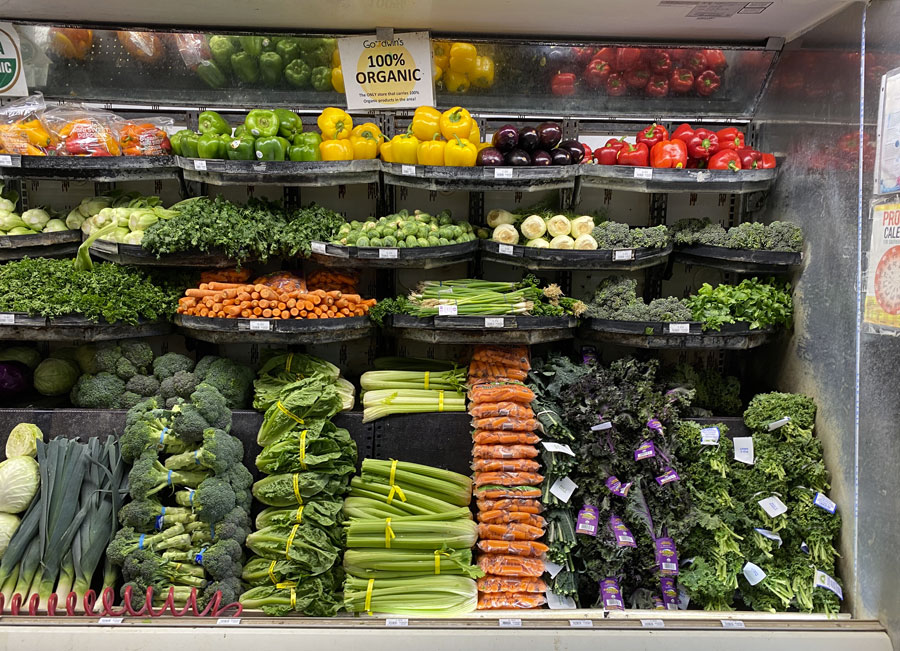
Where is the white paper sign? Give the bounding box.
[633,167,653,179]
[700,427,720,445]
[497,243,515,256]
[0,25,29,96]
[378,248,399,259]
[498,618,522,628]
[814,570,843,600]
[438,304,458,316]
[98,617,124,625]
[401,164,416,176]
[742,562,766,586]
[591,422,613,431]
[641,619,665,628]
[768,416,791,431]
[484,317,504,328]
[249,320,272,331]
[721,620,745,628]
[613,249,635,261]
[667,323,691,334]
[494,167,514,179]
[311,241,327,254]
[546,590,576,610]
[549,476,578,503]
[569,619,593,627]
[217,618,241,625]
[338,31,434,110]
[733,437,755,465]
[0,313,14,325]
[193,159,207,171]
[754,528,783,547]
[814,492,838,514]
[544,560,564,578]
[542,441,575,456]
[0,155,11,166]
[758,495,788,518]
[386,618,408,627]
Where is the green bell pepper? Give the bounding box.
[234,124,246,138]
[245,109,280,138]
[231,52,259,83]
[291,132,323,161]
[303,47,331,68]
[198,110,230,135]
[177,130,200,159]
[169,130,185,156]
[298,37,323,51]
[226,134,256,160]
[274,109,302,139]
[261,36,277,52]
[239,36,264,57]
[276,38,302,65]
[284,59,311,88]
[259,52,283,86]
[311,66,332,91]
[195,60,226,89]
[208,35,236,74]
[198,133,227,159]
[276,136,292,152]
[255,136,286,161]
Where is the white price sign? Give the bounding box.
[641,619,665,628]
[542,441,575,456]
[499,618,522,628]
[668,323,691,334]
[569,619,593,627]
[494,167,513,179]
[733,436,755,465]
[742,562,766,586]
[249,320,272,331]
[311,241,327,254]
[98,617,124,625]
[633,167,653,179]
[497,243,515,256]
[613,249,635,261]
[546,590,577,610]
[0,155,11,166]
[484,317,504,328]
[544,560,564,578]
[591,421,613,431]
[0,314,14,325]
[768,416,791,431]
[193,159,207,171]
[401,164,416,176]
[338,31,434,110]
[758,495,788,518]
[217,618,241,626]
[700,427,720,445]
[438,304,458,316]
[386,618,408,627]
[378,248,399,259]
[549,476,578,503]
[721,620,745,628]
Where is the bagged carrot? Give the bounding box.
[475,486,543,500]
[472,431,540,445]
[476,498,543,514]
[477,540,549,557]
[469,383,535,405]
[472,459,541,473]
[474,471,544,487]
[471,345,530,369]
[477,510,546,528]
[477,523,545,541]
[477,554,545,577]
[472,417,542,432]
[477,576,548,594]
[472,444,539,459]
[468,402,535,420]
[478,592,547,609]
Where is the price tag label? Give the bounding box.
[0,155,11,166]
[438,304,458,316]
[754,528,783,547]
[311,241,327,254]
[549,476,578,503]
[98,617,124,625]
[0,314,14,325]
[379,248,399,259]
[721,620,745,628]
[667,323,691,334]
[484,317,505,328]
[633,167,653,179]
[544,560,564,578]
[497,243,515,256]
[768,416,790,431]
[499,618,522,628]
[542,441,575,456]
[641,619,665,628]
[814,492,838,514]
[217,618,241,626]
[569,619,593,627]
[733,437,755,465]
[249,320,272,331]
[700,427,720,445]
[401,164,416,176]
[814,570,844,600]
[193,159,207,171]
[758,495,788,518]
[494,167,514,179]
[546,590,577,610]
[386,618,409,627]
[742,562,766,586]
[591,421,613,431]
[613,249,635,261]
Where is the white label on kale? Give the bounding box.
[249,320,272,331]
[754,528,783,547]
[401,164,416,176]
[569,619,593,627]
[768,416,791,431]
[814,492,838,514]
[614,249,635,261]
[386,618,408,627]
[667,322,691,334]
[193,159,207,171]
[0,314,14,325]
[544,560,564,578]
[497,243,515,256]
[742,562,766,586]
[378,248,399,259]
[546,590,576,610]
[801,541,810,554]
[721,620,745,628]
[814,570,843,600]
[733,437,755,465]
[633,167,653,179]
[494,167,514,179]
[542,441,575,456]
[98,617,124,625]
[499,618,522,627]
[0,155,12,166]
[549,476,578,503]
[641,619,665,628]
[758,495,788,518]
[311,241,327,254]
[438,304,458,316]
[591,421,613,431]
[484,317,504,328]
[700,427,721,445]
[217,618,241,625]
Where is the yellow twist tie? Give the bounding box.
[295,505,304,523]
[173,563,182,571]
[292,473,303,505]
[439,390,444,412]
[384,517,395,548]
[285,523,300,559]
[268,560,278,584]
[434,550,450,575]
[386,459,407,505]
[299,429,308,470]
[275,582,298,609]
[286,353,293,372]
[365,578,375,615]
[423,371,430,390]
[290,586,296,609]
[277,401,305,426]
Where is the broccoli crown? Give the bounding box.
[116,356,139,381]
[119,499,193,531]
[219,463,253,491]
[201,358,255,409]
[153,352,196,380]
[107,526,145,565]
[765,221,803,252]
[121,340,155,370]
[193,477,237,524]
[646,297,692,322]
[121,391,145,410]
[126,374,161,398]
[128,452,209,500]
[201,577,243,608]
[591,222,631,249]
[165,396,182,409]
[193,355,221,381]
[93,344,123,374]
[725,222,767,250]
[195,429,244,474]
[670,218,728,247]
[125,397,159,426]
[171,371,200,400]
[70,372,126,409]
[199,539,243,581]
[191,383,232,431]
[587,276,639,319]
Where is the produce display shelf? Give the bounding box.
[381,163,578,192]
[309,240,477,269]
[386,314,577,344]
[673,245,803,273]
[176,157,381,186]
[89,240,242,268]
[0,313,171,342]
[481,240,672,271]
[0,155,179,181]
[579,319,776,349]
[578,165,777,194]
[0,230,81,261]
[174,314,372,344]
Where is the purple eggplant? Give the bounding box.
[492,125,519,153]
[550,148,573,165]
[559,139,585,163]
[504,149,532,166]
[477,146,505,167]
[536,122,562,150]
[517,126,539,152]
[532,150,552,166]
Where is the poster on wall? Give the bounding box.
[874,67,900,195]
[0,23,28,97]
[863,197,900,334]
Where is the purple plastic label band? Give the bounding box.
[652,595,665,610]
[600,578,624,611]
[647,418,664,434]
[635,440,657,461]
[609,514,637,548]
[576,505,599,537]
[655,537,679,576]
[660,577,679,610]
[581,347,597,364]
[655,468,680,486]
[605,476,632,497]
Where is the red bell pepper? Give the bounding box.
[646,75,669,97]
[708,149,741,171]
[636,123,669,150]
[736,147,762,170]
[650,139,687,169]
[686,158,707,169]
[572,46,597,66]
[606,73,627,96]
[760,152,777,169]
[667,48,688,63]
[702,49,728,73]
[695,70,721,96]
[624,68,651,89]
[686,50,708,75]
[596,138,626,165]
[616,47,643,71]
[551,72,576,96]
[670,68,694,93]
[594,47,617,66]
[617,141,649,167]
[671,123,695,143]
[581,143,593,164]
[685,128,719,159]
[716,127,745,151]
[649,50,672,74]
[584,59,613,89]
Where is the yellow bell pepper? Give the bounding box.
[332,49,342,67]
[476,141,493,152]
[439,106,473,141]
[468,121,481,145]
[470,56,495,88]
[352,122,384,144]
[317,107,353,140]
[411,106,441,142]
[350,134,379,160]
[443,70,470,93]
[380,140,393,163]
[432,41,451,72]
[319,138,354,161]
[18,119,52,148]
[449,42,477,74]
[389,128,420,165]
[417,135,446,166]
[433,63,443,82]
[331,66,345,93]
[444,135,477,167]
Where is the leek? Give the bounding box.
[345,518,478,550]
[343,575,477,615]
[360,459,472,507]
[343,548,483,579]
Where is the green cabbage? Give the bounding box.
[33,358,80,396]
[42,219,68,233]
[0,211,24,231]
[5,423,42,458]
[0,346,41,370]
[0,456,39,513]
[0,512,20,558]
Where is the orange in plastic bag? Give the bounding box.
[474,471,544,487]
[478,510,546,528]
[468,402,535,420]
[472,459,541,473]
[472,416,542,432]
[477,576,548,594]
[478,592,547,609]
[477,522,545,541]
[469,383,535,405]
[475,486,543,500]
[477,540,549,557]
[478,554,545,577]
[472,444,539,459]
[477,498,543,514]
[473,431,540,445]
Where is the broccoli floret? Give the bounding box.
[218,463,253,491]
[107,525,191,566]
[187,506,250,546]
[193,355,221,381]
[93,344,123,374]
[126,397,159,427]
[591,221,631,249]
[201,577,243,608]
[200,358,255,409]
[116,356,139,381]
[119,499,195,531]
[121,340,154,371]
[126,374,161,398]
[766,221,803,252]
[70,372,126,409]
[164,429,243,474]
[175,477,236,524]
[171,383,231,443]
[128,453,210,500]
[153,352,196,381]
[196,539,243,581]
[726,222,768,250]
[121,391,145,410]
[586,276,639,319]
[171,371,199,399]
[121,409,187,462]
[165,397,180,409]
